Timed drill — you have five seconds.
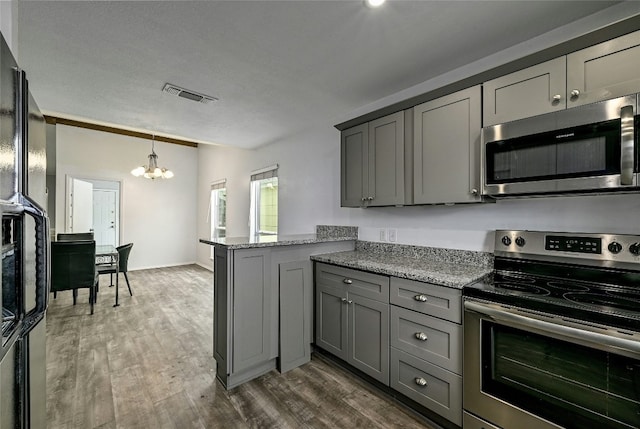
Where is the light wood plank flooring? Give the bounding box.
[46,264,436,429]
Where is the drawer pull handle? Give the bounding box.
[415,332,428,341]
[343,279,353,284]
[414,295,428,302]
[415,377,427,387]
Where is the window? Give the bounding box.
[250,166,278,237]
[209,180,227,257]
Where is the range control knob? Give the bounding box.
[630,243,640,256]
[515,236,526,247]
[608,242,623,254]
[501,236,512,246]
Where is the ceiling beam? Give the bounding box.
[44,115,199,148]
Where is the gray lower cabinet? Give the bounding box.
[279,260,313,373]
[389,277,463,426]
[315,263,390,384]
[390,348,462,426]
[213,241,354,390]
[413,85,482,204]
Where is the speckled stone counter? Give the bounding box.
[199,225,358,250]
[311,241,493,289]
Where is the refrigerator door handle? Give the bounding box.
[18,193,49,336]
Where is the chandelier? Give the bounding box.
[130,136,174,179]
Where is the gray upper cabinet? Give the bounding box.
[341,124,367,207]
[567,29,640,108]
[484,29,640,125]
[483,57,566,126]
[341,111,407,207]
[413,86,482,204]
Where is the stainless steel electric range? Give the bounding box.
[463,230,640,429]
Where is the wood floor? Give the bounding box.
[46,264,436,429]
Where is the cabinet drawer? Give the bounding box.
[315,263,389,303]
[390,277,461,323]
[390,348,462,426]
[390,306,461,374]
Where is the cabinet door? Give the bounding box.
[368,111,405,206]
[315,283,348,360]
[232,248,271,372]
[348,293,389,385]
[483,57,566,126]
[279,260,312,373]
[413,86,481,204]
[213,246,229,373]
[341,124,367,207]
[567,30,640,108]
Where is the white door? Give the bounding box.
[92,189,117,246]
[70,178,93,233]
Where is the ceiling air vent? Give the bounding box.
[162,83,218,104]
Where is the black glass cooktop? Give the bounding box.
[464,259,640,331]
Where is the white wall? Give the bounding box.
[195,7,640,268]
[56,125,198,270]
[0,0,18,59]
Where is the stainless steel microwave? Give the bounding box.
[481,94,638,197]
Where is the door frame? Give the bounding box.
[65,175,122,245]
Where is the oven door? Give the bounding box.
[482,94,637,197]
[463,299,640,429]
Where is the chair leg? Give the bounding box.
[90,285,95,315]
[109,272,114,287]
[124,272,133,296]
[73,289,78,305]
[53,291,57,299]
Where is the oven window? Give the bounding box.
[482,322,640,429]
[486,119,620,184]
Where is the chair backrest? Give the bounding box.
[116,243,133,272]
[51,241,96,292]
[57,232,94,241]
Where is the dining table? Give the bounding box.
[96,245,120,307]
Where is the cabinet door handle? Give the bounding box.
[347,300,353,304]
[367,196,374,201]
[470,188,478,195]
[341,297,348,303]
[415,332,428,341]
[620,104,635,186]
[552,94,562,103]
[343,279,353,284]
[570,89,580,99]
[361,197,367,202]
[415,377,428,387]
[414,295,428,302]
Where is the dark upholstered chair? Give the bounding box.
[57,232,94,241]
[97,243,134,296]
[51,240,99,314]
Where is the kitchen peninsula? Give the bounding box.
[200,226,357,389]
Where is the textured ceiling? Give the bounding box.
[18,1,619,149]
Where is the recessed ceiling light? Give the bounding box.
[364,0,386,8]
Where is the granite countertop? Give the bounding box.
[311,242,493,289]
[199,233,356,250]
[200,225,358,250]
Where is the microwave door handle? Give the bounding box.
[620,104,634,186]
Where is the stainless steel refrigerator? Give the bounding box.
[0,32,49,428]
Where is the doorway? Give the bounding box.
[66,176,121,246]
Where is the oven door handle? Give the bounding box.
[464,300,640,357]
[620,104,634,186]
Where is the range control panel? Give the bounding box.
[545,236,601,254]
[495,230,640,267]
